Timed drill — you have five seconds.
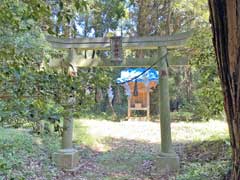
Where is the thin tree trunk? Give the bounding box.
[166,0,172,35]
[84,14,89,59]
[208,1,240,179]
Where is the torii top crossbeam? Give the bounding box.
[46,31,192,50]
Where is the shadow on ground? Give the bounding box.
[59,137,230,180]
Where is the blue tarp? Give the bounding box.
[116,68,159,84]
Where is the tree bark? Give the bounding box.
[208,1,240,179]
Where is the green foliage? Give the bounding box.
[0,66,113,127]
[0,128,60,179]
[0,0,119,128]
[49,0,88,36]
[0,129,33,176]
[0,0,51,61]
[177,161,230,180]
[49,0,125,37]
[170,28,224,121]
[0,0,50,29]
[187,28,224,120]
[173,0,209,27]
[0,0,113,126]
[90,0,126,36]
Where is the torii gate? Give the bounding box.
[48,31,192,173]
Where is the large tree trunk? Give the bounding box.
[208,1,240,179]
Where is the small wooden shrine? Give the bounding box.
[117,68,158,120]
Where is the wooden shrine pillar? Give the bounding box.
[158,47,173,153]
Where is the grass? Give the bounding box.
[73,120,97,147]
[171,120,229,142]
[171,111,194,121]
[0,119,231,180]
[0,128,60,180]
[177,161,231,180]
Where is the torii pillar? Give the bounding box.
[153,47,179,174]
[53,48,79,171]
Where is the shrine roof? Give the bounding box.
[116,68,159,84]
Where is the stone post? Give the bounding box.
[152,47,179,175]
[62,115,73,149]
[53,48,79,171]
[158,47,173,153]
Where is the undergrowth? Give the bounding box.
[0,128,60,180]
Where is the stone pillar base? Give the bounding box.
[53,148,79,171]
[151,153,180,175]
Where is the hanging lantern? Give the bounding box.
[133,80,138,96]
[110,36,123,62]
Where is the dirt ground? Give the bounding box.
[58,119,228,180]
